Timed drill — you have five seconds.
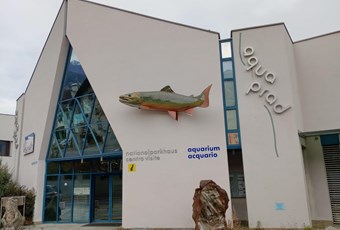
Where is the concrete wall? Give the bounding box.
[232,24,311,228]
[16,2,68,222]
[294,32,340,133]
[0,113,15,171]
[67,1,230,228]
[303,136,332,221]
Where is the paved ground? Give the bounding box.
[23,223,192,230]
[24,224,121,230]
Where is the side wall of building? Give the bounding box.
[0,114,15,171]
[15,2,69,222]
[294,32,340,133]
[232,25,311,228]
[66,1,230,228]
[303,136,332,222]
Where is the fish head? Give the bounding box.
[119,92,143,107]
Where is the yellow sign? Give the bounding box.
[128,163,136,172]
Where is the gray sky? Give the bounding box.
[1,0,339,115]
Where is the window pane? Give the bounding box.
[61,51,87,101]
[228,133,240,145]
[44,176,59,222]
[224,81,235,107]
[0,141,10,156]
[221,42,232,58]
[64,129,83,158]
[104,127,121,153]
[73,174,90,222]
[226,110,238,130]
[60,161,73,174]
[59,175,73,222]
[47,162,59,174]
[222,61,233,79]
[74,160,91,173]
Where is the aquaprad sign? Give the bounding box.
[243,46,291,114]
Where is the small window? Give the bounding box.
[221,42,232,59]
[0,141,10,157]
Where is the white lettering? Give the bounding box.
[246,82,261,95]
[243,46,254,57]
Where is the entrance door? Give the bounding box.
[92,174,122,222]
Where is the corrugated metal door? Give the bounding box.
[323,144,340,224]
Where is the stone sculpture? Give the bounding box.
[192,180,229,230]
[1,197,25,230]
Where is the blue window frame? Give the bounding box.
[43,46,123,224]
[46,47,122,161]
[220,39,241,149]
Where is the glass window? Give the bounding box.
[59,175,73,222]
[224,81,235,107]
[0,141,10,156]
[44,176,59,222]
[226,110,238,130]
[228,133,240,145]
[47,47,122,160]
[221,42,232,59]
[47,162,59,174]
[222,61,233,79]
[104,127,121,153]
[73,174,90,222]
[60,161,73,174]
[74,160,91,173]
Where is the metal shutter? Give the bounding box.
[323,144,340,224]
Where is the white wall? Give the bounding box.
[16,2,68,222]
[0,113,15,171]
[303,136,332,221]
[294,32,340,133]
[67,1,230,228]
[232,24,311,228]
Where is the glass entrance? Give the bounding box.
[92,174,122,222]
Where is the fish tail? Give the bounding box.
[200,84,212,108]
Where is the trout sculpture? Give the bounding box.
[119,84,212,120]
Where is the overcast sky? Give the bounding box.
[1,0,339,115]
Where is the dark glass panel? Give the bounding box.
[91,122,108,152]
[58,175,73,222]
[64,129,85,158]
[111,159,122,172]
[224,81,235,107]
[47,162,59,174]
[93,175,109,221]
[72,101,88,128]
[73,174,90,222]
[83,129,101,156]
[90,98,106,124]
[61,51,87,101]
[74,160,91,173]
[60,161,73,174]
[44,176,59,222]
[48,135,62,159]
[226,110,238,130]
[78,94,95,119]
[111,175,122,221]
[222,61,233,79]
[104,127,121,153]
[92,159,110,173]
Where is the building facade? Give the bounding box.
[1,0,340,228]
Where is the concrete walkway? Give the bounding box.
[24,223,123,230]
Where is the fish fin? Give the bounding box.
[184,108,194,116]
[168,111,178,120]
[140,105,152,110]
[200,84,212,108]
[160,85,175,93]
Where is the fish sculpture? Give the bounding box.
[119,84,212,120]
